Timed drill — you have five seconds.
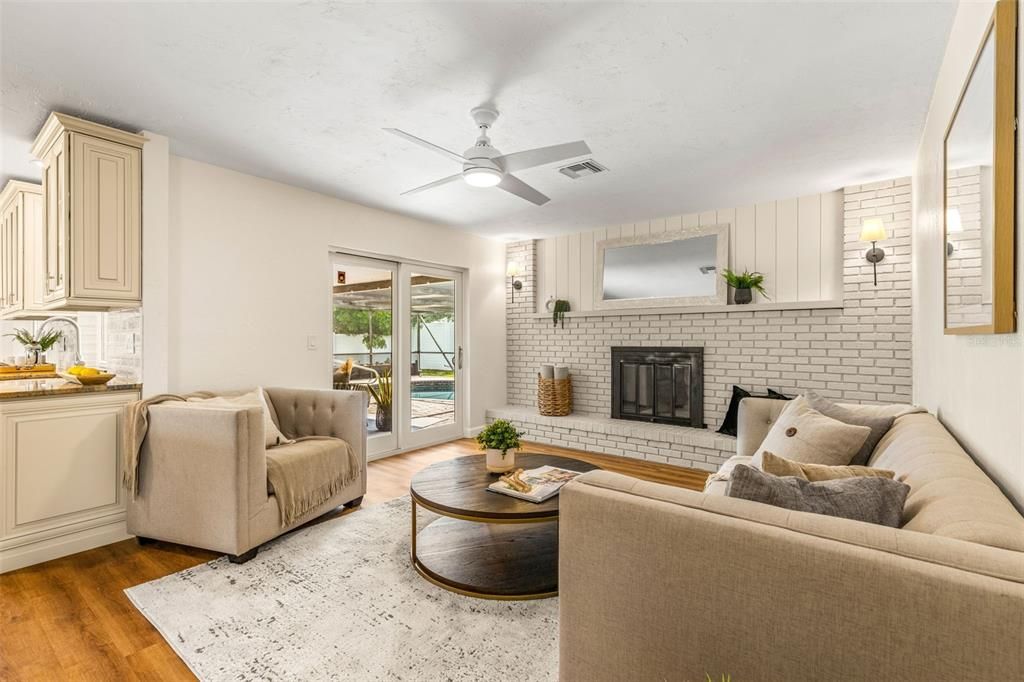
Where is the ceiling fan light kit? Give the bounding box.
[385,107,592,206]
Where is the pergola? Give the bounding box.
[332,275,455,369]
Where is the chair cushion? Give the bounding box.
[183,389,292,448]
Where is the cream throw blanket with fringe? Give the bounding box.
[266,436,360,527]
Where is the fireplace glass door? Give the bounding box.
[611,347,704,428]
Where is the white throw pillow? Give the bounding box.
[184,389,292,448]
[752,395,871,468]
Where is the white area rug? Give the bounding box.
[126,498,558,681]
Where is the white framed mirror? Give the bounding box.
[594,224,729,310]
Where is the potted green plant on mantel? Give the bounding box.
[476,419,524,473]
[721,269,769,304]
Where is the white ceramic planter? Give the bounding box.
[485,448,517,473]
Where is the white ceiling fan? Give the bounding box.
[385,107,591,206]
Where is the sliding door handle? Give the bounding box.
[457,346,463,370]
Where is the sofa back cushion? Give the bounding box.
[870,413,1024,552]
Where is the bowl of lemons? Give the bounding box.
[59,365,117,386]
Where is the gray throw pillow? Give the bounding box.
[805,391,895,466]
[727,464,910,527]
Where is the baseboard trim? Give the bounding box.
[464,424,485,438]
[0,521,130,574]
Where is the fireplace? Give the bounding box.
[610,347,704,428]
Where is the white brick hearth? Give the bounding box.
[486,405,736,471]
[495,179,912,471]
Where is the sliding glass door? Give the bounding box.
[331,254,399,457]
[331,253,463,458]
[400,264,463,448]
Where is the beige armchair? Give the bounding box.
[127,388,367,563]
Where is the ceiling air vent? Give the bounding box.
[558,159,608,179]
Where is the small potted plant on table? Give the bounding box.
[722,269,769,304]
[476,419,524,473]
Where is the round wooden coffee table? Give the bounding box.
[409,453,598,600]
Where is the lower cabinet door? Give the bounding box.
[0,392,139,563]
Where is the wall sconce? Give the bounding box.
[859,218,887,286]
[506,261,524,302]
[945,207,962,257]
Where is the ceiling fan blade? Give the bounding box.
[496,140,591,173]
[384,128,465,165]
[400,173,463,196]
[497,174,550,206]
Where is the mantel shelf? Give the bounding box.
[528,299,843,319]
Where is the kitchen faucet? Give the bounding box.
[37,316,83,367]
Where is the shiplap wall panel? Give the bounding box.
[735,205,757,275]
[798,194,822,300]
[754,201,777,304]
[775,198,799,302]
[536,190,843,312]
[821,190,843,299]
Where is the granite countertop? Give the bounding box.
[0,377,142,401]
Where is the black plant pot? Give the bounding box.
[734,287,753,304]
[376,408,392,432]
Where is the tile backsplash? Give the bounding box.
[0,309,143,380]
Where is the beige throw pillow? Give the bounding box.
[753,396,871,467]
[760,451,896,482]
[184,389,292,448]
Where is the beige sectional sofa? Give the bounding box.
[127,388,367,562]
[559,398,1024,681]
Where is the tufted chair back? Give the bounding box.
[264,387,367,462]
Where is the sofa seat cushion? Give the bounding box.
[871,413,1024,552]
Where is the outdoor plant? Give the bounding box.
[365,368,393,411]
[721,268,769,299]
[476,419,524,455]
[5,328,63,352]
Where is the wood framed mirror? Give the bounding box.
[943,0,1017,334]
[594,224,729,310]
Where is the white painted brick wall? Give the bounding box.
[500,179,912,469]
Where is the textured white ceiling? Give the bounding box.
[1,1,956,239]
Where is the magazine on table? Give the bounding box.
[487,465,584,503]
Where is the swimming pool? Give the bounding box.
[412,389,454,400]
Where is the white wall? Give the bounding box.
[150,155,506,431]
[534,190,844,312]
[912,1,1024,507]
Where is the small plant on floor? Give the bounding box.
[721,268,769,304]
[476,419,524,456]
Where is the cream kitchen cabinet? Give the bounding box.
[30,112,145,311]
[0,387,140,572]
[0,180,48,320]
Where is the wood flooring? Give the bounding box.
[0,438,708,681]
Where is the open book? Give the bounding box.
[487,465,584,503]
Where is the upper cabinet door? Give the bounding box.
[69,133,141,301]
[41,139,67,304]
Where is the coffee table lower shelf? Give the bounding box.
[412,513,558,600]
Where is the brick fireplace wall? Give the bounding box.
[501,178,912,469]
